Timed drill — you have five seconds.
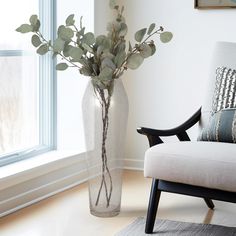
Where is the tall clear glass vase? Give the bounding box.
[82,78,129,217]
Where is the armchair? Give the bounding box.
[138,41,236,234]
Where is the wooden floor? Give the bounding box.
[1,170,236,236]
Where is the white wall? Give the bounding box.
[57,0,236,162]
[105,0,236,162]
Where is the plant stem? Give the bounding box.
[94,87,113,208]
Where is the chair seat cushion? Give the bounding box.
[144,141,236,192]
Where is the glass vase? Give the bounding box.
[82,78,128,217]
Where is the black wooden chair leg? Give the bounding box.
[145,179,161,234]
[204,198,215,209]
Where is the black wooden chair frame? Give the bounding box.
[137,108,236,234]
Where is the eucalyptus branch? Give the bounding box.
[142,27,163,44]
[16,5,173,211]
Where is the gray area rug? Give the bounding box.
[115,217,236,235]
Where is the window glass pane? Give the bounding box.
[0,1,39,156]
[0,0,38,50]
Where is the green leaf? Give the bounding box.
[53,38,65,52]
[82,43,94,53]
[108,81,114,96]
[58,25,74,41]
[30,15,38,25]
[114,51,126,67]
[56,63,68,71]
[96,35,106,45]
[99,67,113,79]
[82,32,95,45]
[109,0,117,9]
[80,16,83,29]
[119,23,128,37]
[147,23,155,35]
[135,28,147,43]
[66,14,75,26]
[149,44,156,56]
[68,46,83,60]
[36,44,49,55]
[63,44,71,57]
[140,44,152,58]
[80,66,92,76]
[16,24,33,33]
[101,58,116,70]
[160,32,173,43]
[31,34,42,47]
[126,53,144,70]
[32,20,40,32]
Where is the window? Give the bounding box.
[0,0,56,166]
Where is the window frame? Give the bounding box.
[0,0,56,167]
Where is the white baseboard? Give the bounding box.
[0,157,143,218]
[124,158,144,171]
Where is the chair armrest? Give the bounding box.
[137,107,201,146]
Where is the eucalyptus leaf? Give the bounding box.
[31,34,42,47]
[56,63,68,71]
[135,28,147,43]
[140,44,152,58]
[101,58,116,70]
[119,23,128,37]
[63,44,71,57]
[32,20,40,32]
[149,44,156,56]
[160,31,173,43]
[147,23,155,35]
[82,32,95,45]
[99,67,113,79]
[92,77,106,90]
[68,46,83,60]
[36,44,49,55]
[101,52,115,60]
[30,15,38,26]
[82,43,94,53]
[58,25,74,41]
[115,41,126,53]
[114,51,126,67]
[16,24,33,33]
[80,16,83,29]
[80,66,92,76]
[53,38,65,52]
[127,53,144,69]
[66,14,75,26]
[96,35,106,45]
[108,81,114,96]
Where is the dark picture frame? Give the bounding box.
[195,0,236,9]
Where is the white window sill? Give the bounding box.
[0,150,88,217]
[0,150,86,191]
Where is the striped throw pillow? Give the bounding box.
[198,108,236,143]
[212,67,236,114]
[198,67,236,143]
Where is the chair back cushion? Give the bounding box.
[199,42,236,141]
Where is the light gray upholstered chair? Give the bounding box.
[138,41,236,234]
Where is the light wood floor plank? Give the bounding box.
[0,170,236,236]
